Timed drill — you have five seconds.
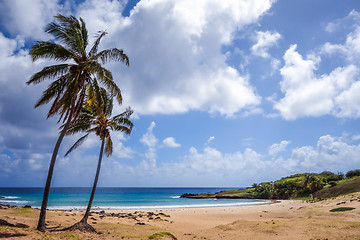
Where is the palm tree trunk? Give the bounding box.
[37,112,73,232]
[81,139,105,223]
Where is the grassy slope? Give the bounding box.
[313,176,360,199]
[184,176,360,200]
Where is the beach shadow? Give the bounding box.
[0,233,27,238]
[47,225,65,232]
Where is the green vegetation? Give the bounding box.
[313,176,360,199]
[148,232,177,239]
[182,170,360,200]
[330,207,355,212]
[345,169,360,178]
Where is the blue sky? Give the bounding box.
[1,0,360,187]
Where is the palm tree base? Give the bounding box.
[65,220,96,233]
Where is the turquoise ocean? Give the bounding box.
[0,188,268,210]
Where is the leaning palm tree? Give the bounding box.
[27,14,129,232]
[64,89,133,232]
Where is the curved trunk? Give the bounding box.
[81,139,105,223]
[37,110,73,232]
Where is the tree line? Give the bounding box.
[251,170,359,199]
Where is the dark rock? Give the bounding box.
[180,193,199,198]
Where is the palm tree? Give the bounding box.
[64,89,133,232]
[27,14,129,232]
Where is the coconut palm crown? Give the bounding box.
[65,89,134,158]
[27,14,129,122]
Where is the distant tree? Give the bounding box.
[303,174,323,193]
[64,89,133,232]
[27,14,129,232]
[346,169,360,178]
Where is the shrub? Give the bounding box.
[329,181,337,187]
[330,207,355,212]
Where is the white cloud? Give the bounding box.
[251,30,281,58]
[0,0,61,40]
[352,134,360,141]
[140,121,158,148]
[166,134,360,185]
[268,140,290,156]
[335,81,360,118]
[274,45,359,120]
[325,10,360,33]
[322,26,360,62]
[162,137,181,148]
[75,0,275,117]
[207,136,215,143]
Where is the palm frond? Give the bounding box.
[30,41,75,62]
[64,133,89,156]
[89,31,107,57]
[34,75,68,108]
[96,48,129,66]
[102,75,122,104]
[112,107,134,119]
[88,62,122,105]
[66,121,91,135]
[46,15,86,58]
[27,64,71,85]
[79,17,88,57]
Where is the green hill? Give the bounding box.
[181,170,360,200]
[313,176,360,199]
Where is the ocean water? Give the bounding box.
[0,187,267,210]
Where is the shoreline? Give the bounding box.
[0,197,273,211]
[1,194,360,239]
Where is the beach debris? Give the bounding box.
[91,210,171,222]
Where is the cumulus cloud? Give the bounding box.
[172,134,360,185]
[0,0,61,39]
[140,122,181,167]
[140,122,158,148]
[322,26,360,62]
[268,140,290,156]
[251,30,281,58]
[273,10,360,120]
[274,44,359,119]
[325,10,360,33]
[162,137,181,148]
[75,0,275,117]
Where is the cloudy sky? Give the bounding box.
[1,0,360,187]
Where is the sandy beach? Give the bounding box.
[1,193,360,239]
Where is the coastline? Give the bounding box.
[1,193,360,239]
